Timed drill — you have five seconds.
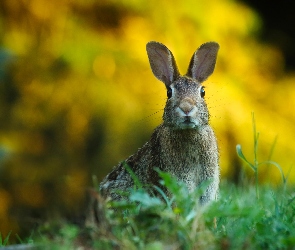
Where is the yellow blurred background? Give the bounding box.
[0,0,294,239]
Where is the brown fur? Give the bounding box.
[100,41,220,204]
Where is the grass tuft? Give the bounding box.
[236,112,288,198]
[0,231,11,246]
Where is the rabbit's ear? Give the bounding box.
[146,41,180,87]
[186,42,219,83]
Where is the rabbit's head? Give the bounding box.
[146,41,219,130]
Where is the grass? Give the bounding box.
[3,177,295,249]
[2,115,295,249]
[30,178,294,250]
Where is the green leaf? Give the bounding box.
[236,144,256,171]
[185,209,197,222]
[156,168,188,196]
[129,190,162,208]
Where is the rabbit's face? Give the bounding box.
[163,76,209,130]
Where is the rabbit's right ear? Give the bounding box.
[186,42,219,83]
[146,41,180,87]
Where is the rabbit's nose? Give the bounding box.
[179,98,194,115]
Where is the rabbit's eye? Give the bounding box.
[167,87,173,99]
[200,86,205,98]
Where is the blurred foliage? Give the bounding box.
[0,0,295,240]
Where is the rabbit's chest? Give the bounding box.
[160,142,202,191]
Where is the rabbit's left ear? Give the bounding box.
[186,42,219,83]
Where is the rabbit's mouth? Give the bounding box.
[180,117,198,129]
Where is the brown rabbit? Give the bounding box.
[100,41,220,204]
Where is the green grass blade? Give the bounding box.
[123,162,143,189]
[260,160,286,184]
[267,135,278,162]
[16,234,23,244]
[152,185,173,209]
[2,231,11,246]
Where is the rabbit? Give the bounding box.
[100,41,220,205]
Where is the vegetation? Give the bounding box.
[7,172,294,249]
[88,182,295,250]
